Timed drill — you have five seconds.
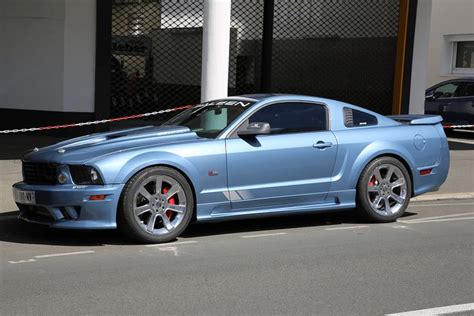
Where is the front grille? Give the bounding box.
[22,162,59,185]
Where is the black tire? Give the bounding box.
[356,157,412,223]
[117,166,194,243]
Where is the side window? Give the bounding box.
[433,83,460,98]
[344,108,378,127]
[248,102,327,134]
[458,82,474,97]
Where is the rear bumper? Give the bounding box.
[13,182,124,229]
[413,145,450,197]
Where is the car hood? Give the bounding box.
[23,125,199,164]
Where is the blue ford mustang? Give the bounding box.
[13,95,450,243]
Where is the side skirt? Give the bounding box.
[196,189,356,222]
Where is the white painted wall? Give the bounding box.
[0,0,65,112]
[0,0,96,113]
[427,0,474,87]
[63,0,96,113]
[409,0,433,114]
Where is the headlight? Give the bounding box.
[69,165,104,185]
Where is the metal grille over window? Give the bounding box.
[229,1,265,96]
[111,0,204,121]
[270,0,400,114]
[110,0,401,121]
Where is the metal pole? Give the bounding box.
[260,0,274,93]
[201,0,232,102]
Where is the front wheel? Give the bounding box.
[356,157,412,222]
[118,166,194,243]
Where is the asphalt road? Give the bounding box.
[1,199,473,315]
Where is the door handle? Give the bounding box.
[313,141,333,149]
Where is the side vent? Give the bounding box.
[343,108,354,127]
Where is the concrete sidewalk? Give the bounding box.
[1,143,472,213]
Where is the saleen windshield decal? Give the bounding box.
[197,100,254,108]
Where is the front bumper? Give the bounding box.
[13,182,125,229]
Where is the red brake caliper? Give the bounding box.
[162,187,176,219]
[368,176,376,187]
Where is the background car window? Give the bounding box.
[249,102,327,134]
[433,83,460,98]
[458,82,474,97]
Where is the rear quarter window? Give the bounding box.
[343,107,378,127]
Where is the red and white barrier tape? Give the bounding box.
[1,104,471,134]
[443,124,473,129]
[0,105,192,134]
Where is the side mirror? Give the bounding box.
[237,122,271,137]
[425,93,434,100]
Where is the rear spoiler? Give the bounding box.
[388,115,443,125]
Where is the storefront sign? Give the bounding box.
[112,36,150,56]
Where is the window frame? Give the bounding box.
[452,41,474,75]
[226,101,330,138]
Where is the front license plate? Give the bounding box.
[13,189,36,205]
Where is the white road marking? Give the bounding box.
[400,212,474,222]
[34,250,95,259]
[391,225,408,229]
[411,202,474,208]
[324,225,369,231]
[448,137,474,144]
[386,302,474,316]
[399,212,474,224]
[452,129,474,134]
[145,240,197,247]
[412,192,474,202]
[399,216,474,224]
[8,259,37,264]
[158,246,179,256]
[241,232,287,238]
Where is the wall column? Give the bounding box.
[408,0,433,114]
[201,0,232,102]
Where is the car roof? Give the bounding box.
[427,78,474,90]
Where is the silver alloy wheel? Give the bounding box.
[133,175,187,235]
[366,163,407,216]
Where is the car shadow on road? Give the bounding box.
[0,209,418,247]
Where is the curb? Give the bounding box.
[412,192,474,202]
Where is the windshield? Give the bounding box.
[164,100,254,138]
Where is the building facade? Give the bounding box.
[1,0,463,132]
[427,0,474,87]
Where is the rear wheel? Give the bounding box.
[356,157,411,222]
[118,166,194,243]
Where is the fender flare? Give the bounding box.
[348,142,416,190]
[114,151,202,197]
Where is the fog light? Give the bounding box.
[58,172,68,184]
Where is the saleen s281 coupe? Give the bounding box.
[13,95,449,243]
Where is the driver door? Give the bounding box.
[425,82,461,120]
[225,102,337,211]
